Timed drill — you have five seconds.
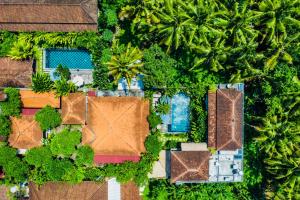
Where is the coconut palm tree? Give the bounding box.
[251,0,300,47]
[106,43,144,86]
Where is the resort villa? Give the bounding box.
[150,83,244,183]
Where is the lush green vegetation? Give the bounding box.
[31,73,53,93]
[0,0,299,199]
[0,115,11,136]
[35,106,62,131]
[0,88,21,117]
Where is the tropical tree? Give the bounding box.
[54,79,77,97]
[35,105,62,131]
[106,43,144,85]
[32,73,54,93]
[251,0,300,47]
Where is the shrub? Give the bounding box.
[44,159,73,181]
[54,79,77,97]
[54,64,71,80]
[0,115,11,136]
[104,9,118,27]
[32,73,53,93]
[50,129,81,158]
[74,146,94,167]
[24,146,52,168]
[102,29,114,42]
[0,88,21,117]
[148,112,162,129]
[145,134,162,158]
[35,105,61,131]
[143,45,179,90]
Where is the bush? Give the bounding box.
[74,146,94,167]
[145,134,162,158]
[54,79,77,97]
[35,105,61,131]
[50,129,81,158]
[0,88,21,117]
[0,115,11,136]
[104,9,118,27]
[24,146,52,168]
[32,73,53,93]
[143,45,179,90]
[148,112,162,129]
[102,29,114,42]
[54,64,71,80]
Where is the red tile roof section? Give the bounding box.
[94,155,140,164]
[0,0,98,32]
[207,91,217,148]
[22,108,40,115]
[216,89,243,150]
[170,151,210,183]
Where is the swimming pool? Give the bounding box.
[171,93,190,132]
[160,93,190,133]
[44,49,93,70]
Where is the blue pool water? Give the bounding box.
[171,93,190,132]
[45,49,93,69]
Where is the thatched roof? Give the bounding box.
[20,90,60,108]
[170,151,210,183]
[82,97,149,162]
[0,57,33,88]
[0,0,98,32]
[8,115,42,149]
[208,89,243,150]
[62,93,86,125]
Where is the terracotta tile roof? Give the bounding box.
[22,108,40,115]
[62,93,86,125]
[0,186,9,200]
[82,97,149,161]
[8,115,42,149]
[94,155,140,164]
[29,181,108,200]
[170,151,210,183]
[0,0,98,32]
[0,57,32,88]
[208,89,243,150]
[20,90,60,108]
[121,182,141,200]
[207,91,217,149]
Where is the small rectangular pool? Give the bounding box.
[160,93,190,133]
[170,93,190,132]
[44,49,93,70]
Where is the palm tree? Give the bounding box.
[106,43,144,86]
[251,0,300,47]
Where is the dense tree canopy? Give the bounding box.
[35,106,62,131]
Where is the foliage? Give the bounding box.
[0,88,21,117]
[0,115,11,136]
[54,64,71,80]
[155,102,170,115]
[50,129,81,158]
[35,105,62,131]
[145,134,162,158]
[54,79,77,97]
[0,31,16,57]
[104,9,118,27]
[24,146,52,168]
[0,146,28,183]
[74,146,94,167]
[147,111,162,129]
[106,43,144,85]
[143,44,179,91]
[31,73,53,93]
[102,29,114,42]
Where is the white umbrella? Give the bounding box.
[72,75,84,87]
